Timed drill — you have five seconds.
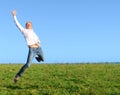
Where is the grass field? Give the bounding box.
[0,63,120,95]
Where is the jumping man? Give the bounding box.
[12,10,44,83]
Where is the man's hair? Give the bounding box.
[26,21,32,26]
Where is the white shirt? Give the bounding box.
[13,16,40,46]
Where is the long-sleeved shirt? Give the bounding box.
[13,16,40,46]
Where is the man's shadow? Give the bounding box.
[5,84,39,90]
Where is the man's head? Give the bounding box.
[25,21,32,29]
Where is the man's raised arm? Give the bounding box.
[12,10,24,32]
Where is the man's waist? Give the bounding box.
[28,43,40,48]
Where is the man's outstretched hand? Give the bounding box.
[12,10,16,16]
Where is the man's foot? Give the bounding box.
[35,55,44,62]
[35,57,41,62]
[14,75,19,83]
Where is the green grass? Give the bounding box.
[0,63,120,95]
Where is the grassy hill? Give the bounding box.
[0,63,120,95]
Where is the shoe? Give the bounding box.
[39,55,44,61]
[14,75,19,83]
[35,55,44,62]
[35,57,41,62]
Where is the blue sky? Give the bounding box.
[0,0,120,63]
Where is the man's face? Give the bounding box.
[26,22,32,29]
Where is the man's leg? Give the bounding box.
[14,48,35,83]
[35,47,44,62]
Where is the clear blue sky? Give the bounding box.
[0,0,120,63]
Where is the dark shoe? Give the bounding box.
[14,75,19,83]
[35,55,44,62]
[35,57,41,62]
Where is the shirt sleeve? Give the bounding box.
[13,16,25,33]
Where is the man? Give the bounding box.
[12,10,44,83]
